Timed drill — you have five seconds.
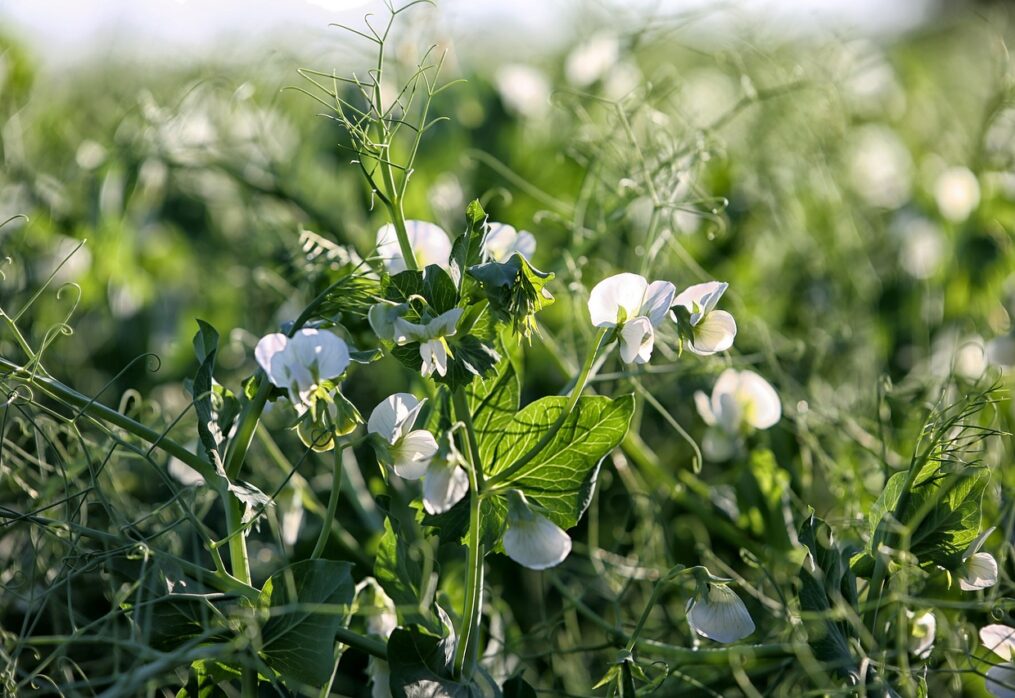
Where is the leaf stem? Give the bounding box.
[311,440,345,559]
[452,388,485,679]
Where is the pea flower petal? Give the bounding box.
[376,220,452,273]
[483,222,536,262]
[686,584,756,643]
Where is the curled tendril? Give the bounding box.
[70,353,162,423]
[118,388,144,419]
[3,384,34,407]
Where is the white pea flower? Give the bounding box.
[694,369,781,461]
[981,624,1015,698]
[908,610,936,660]
[587,272,675,365]
[376,220,452,274]
[959,528,999,591]
[686,584,756,643]
[367,393,438,480]
[673,281,737,355]
[422,451,470,515]
[502,492,572,570]
[495,64,551,118]
[483,222,536,262]
[565,33,620,88]
[934,166,980,223]
[393,308,463,378]
[255,329,351,415]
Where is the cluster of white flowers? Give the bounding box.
[587,273,737,365]
[374,218,536,274]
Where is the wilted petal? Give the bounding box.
[739,370,781,430]
[642,280,676,326]
[687,584,755,643]
[423,462,470,514]
[908,610,936,660]
[688,310,737,355]
[987,663,1015,698]
[368,393,421,442]
[960,552,999,591]
[391,429,438,480]
[981,625,1015,661]
[619,316,655,364]
[503,513,572,570]
[588,273,648,327]
[254,333,291,388]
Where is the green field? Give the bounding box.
[2,2,1015,696]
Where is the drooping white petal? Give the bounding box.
[588,273,648,327]
[288,329,350,381]
[686,584,755,643]
[254,333,291,388]
[376,220,452,273]
[908,610,936,660]
[960,552,999,591]
[688,310,737,355]
[368,659,392,698]
[694,390,717,426]
[619,316,655,364]
[428,308,463,337]
[738,370,782,430]
[368,393,421,442]
[368,303,403,342]
[715,390,744,435]
[987,663,1015,698]
[391,429,438,480]
[981,625,1015,661]
[419,339,449,378]
[675,281,728,325]
[642,280,677,327]
[423,461,470,515]
[503,513,572,570]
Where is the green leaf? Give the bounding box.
[797,515,860,684]
[259,559,355,687]
[130,594,229,653]
[466,359,520,443]
[386,264,459,316]
[190,320,225,464]
[866,465,989,569]
[387,625,484,698]
[375,516,439,632]
[450,199,488,289]
[483,394,635,529]
[433,334,502,391]
[467,255,554,337]
[502,676,537,697]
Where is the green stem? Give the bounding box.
[487,328,609,488]
[311,441,345,559]
[0,357,216,483]
[224,378,272,481]
[225,495,252,586]
[452,388,485,679]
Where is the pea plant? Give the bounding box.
[0,3,1010,697]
